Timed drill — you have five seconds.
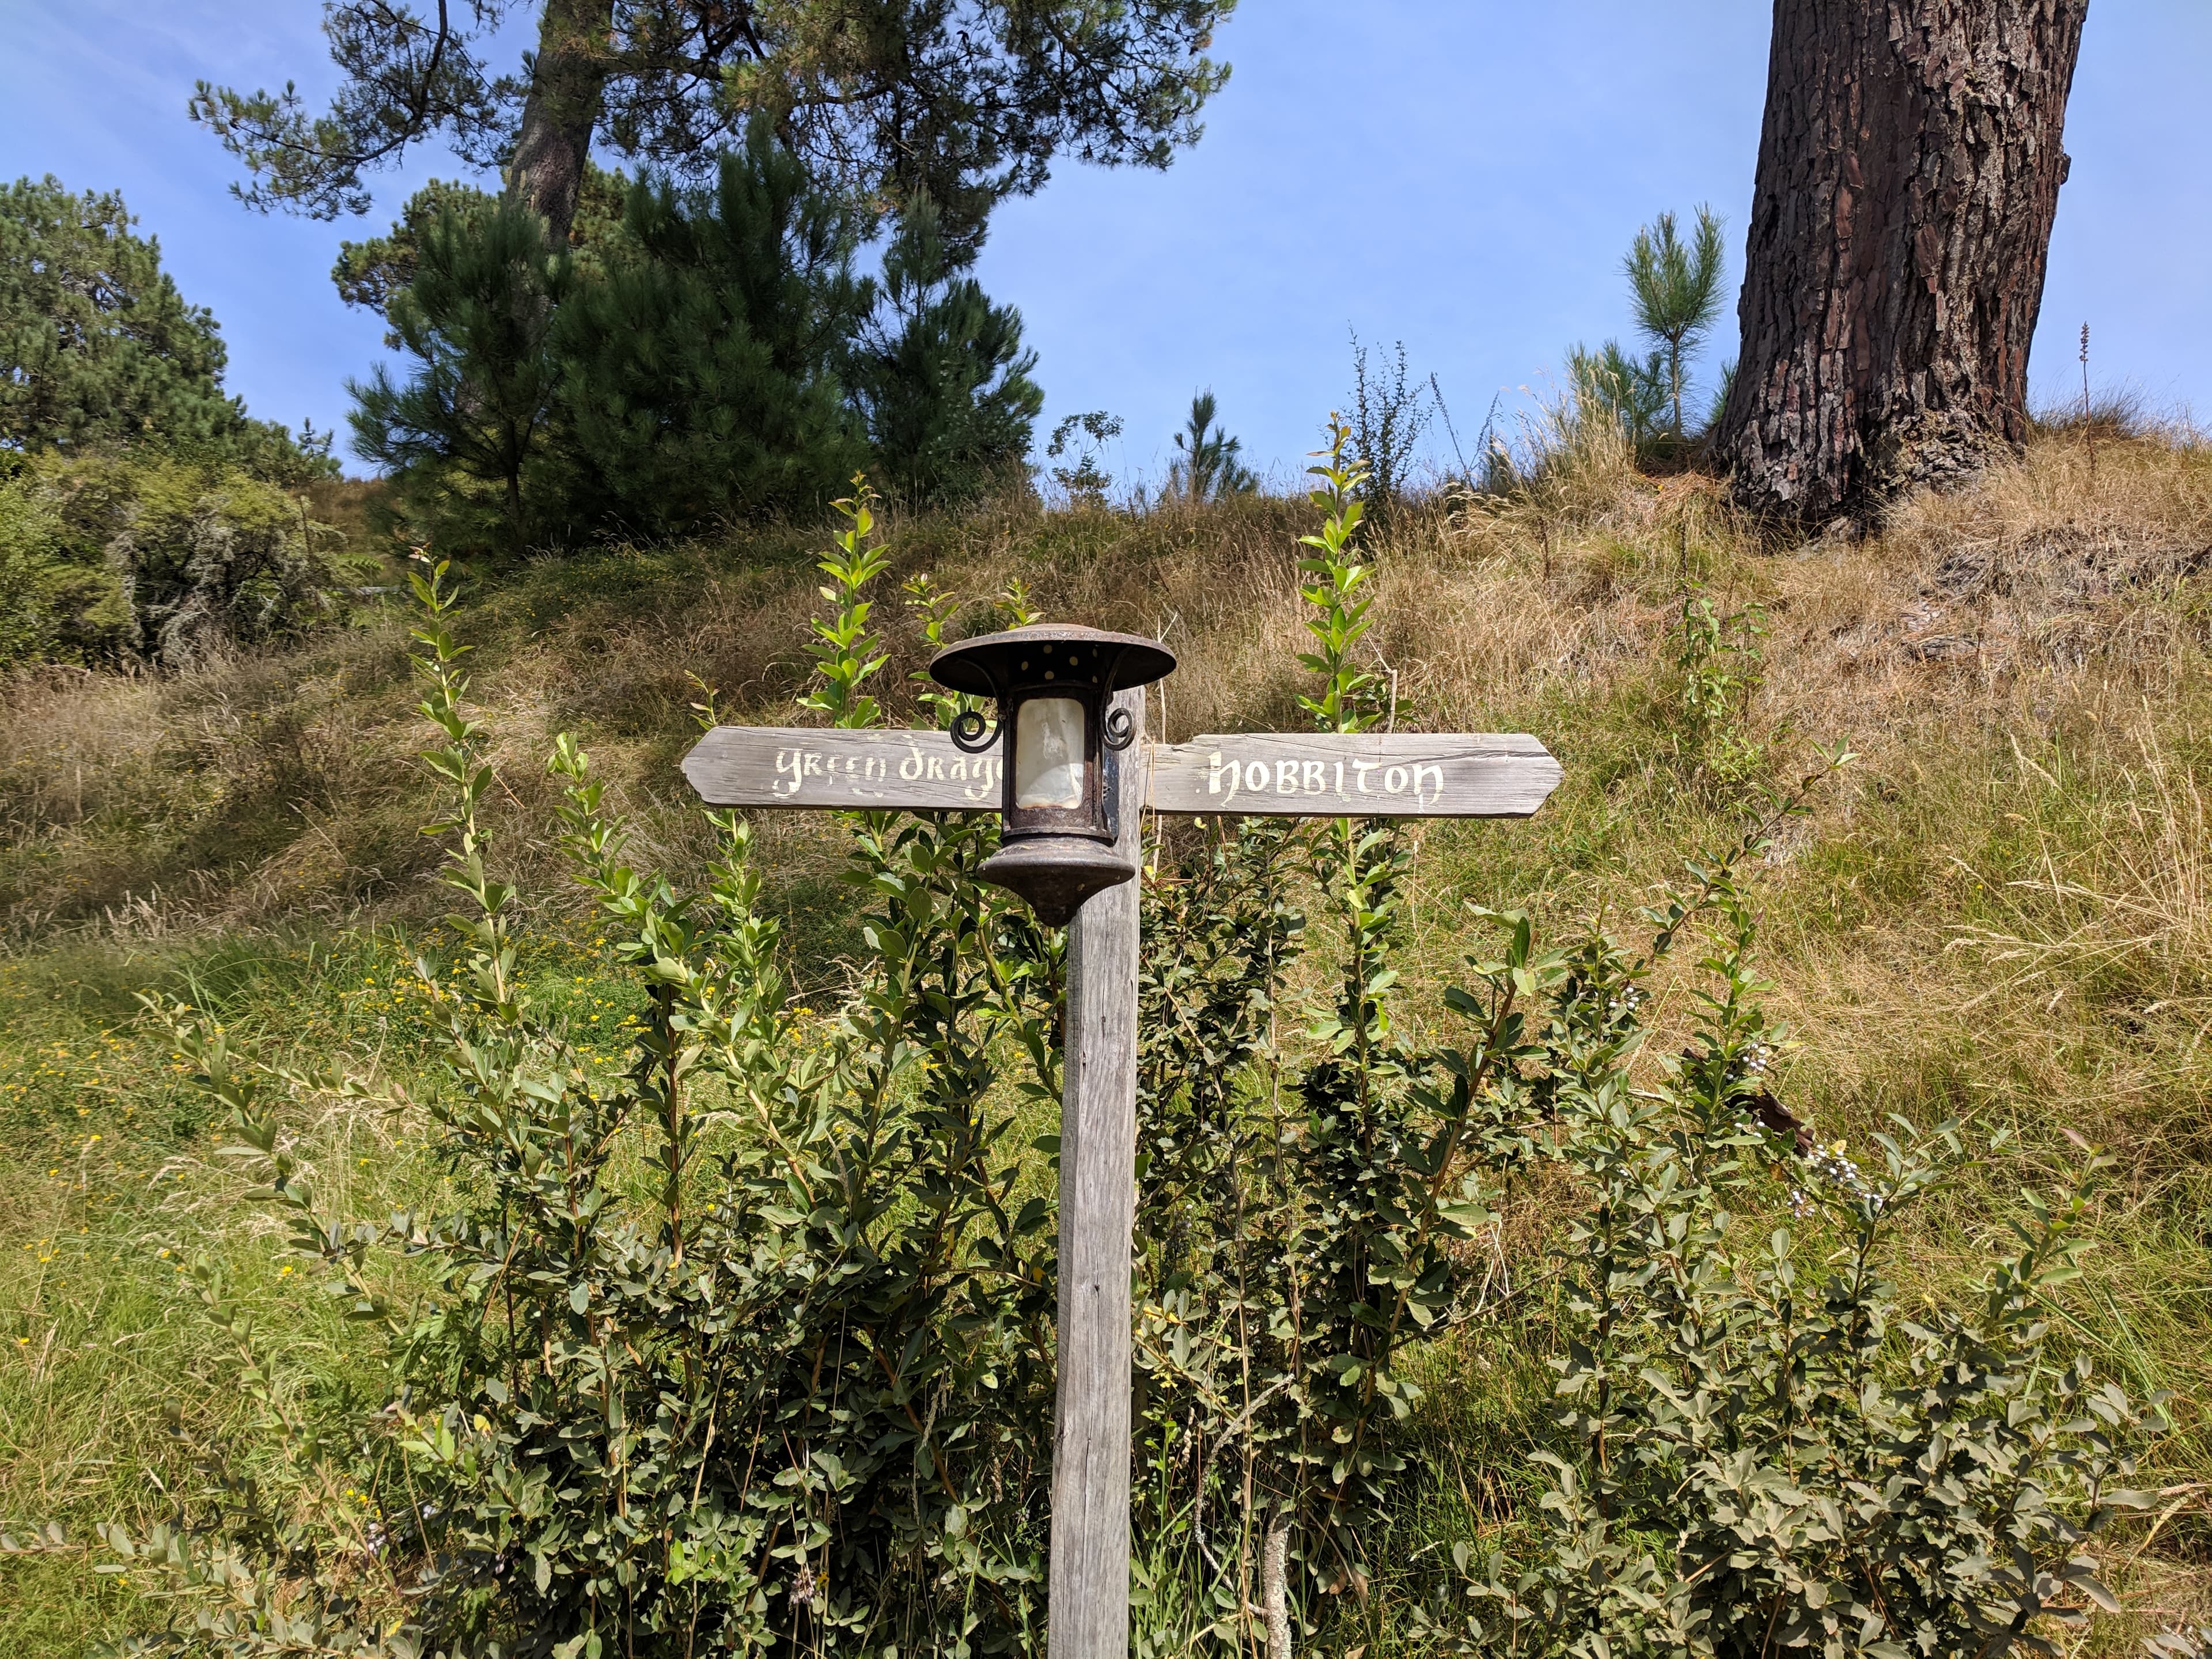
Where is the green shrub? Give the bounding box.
[0,466,77,667]
[1417,850,2164,1658]
[0,449,355,669]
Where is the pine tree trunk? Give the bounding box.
[506,0,614,245]
[1715,0,2088,528]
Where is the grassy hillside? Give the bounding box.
[5,426,2211,1653]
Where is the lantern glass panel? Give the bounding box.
[1014,695,1086,809]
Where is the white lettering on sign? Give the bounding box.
[768,742,1002,803]
[1205,747,1444,808]
[684,728,1562,820]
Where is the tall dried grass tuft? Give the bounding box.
[1950,713,2212,1025]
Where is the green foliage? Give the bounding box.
[1126,425,1493,1649]
[1706,357,1738,436]
[0,468,75,667]
[0,176,243,455]
[347,195,575,551]
[332,170,629,324]
[1559,205,1728,463]
[1623,204,1728,441]
[847,200,1044,508]
[1675,581,1768,786]
[554,129,872,534]
[330,177,499,319]
[350,149,1035,548]
[0,449,355,669]
[1346,334,1432,529]
[1418,812,2165,1659]
[0,176,338,483]
[1294,425,1384,736]
[20,429,2189,1659]
[1167,392,1256,502]
[83,532,1065,1656]
[190,0,1234,253]
[1566,339,1670,450]
[1046,411,1123,506]
[797,483,892,728]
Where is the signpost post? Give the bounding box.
[681,643,1562,1659]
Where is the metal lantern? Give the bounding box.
[927,623,1177,924]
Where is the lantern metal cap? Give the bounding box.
[927,624,1176,699]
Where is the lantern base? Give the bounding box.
[980,835,1135,927]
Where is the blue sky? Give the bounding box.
[4,1,2206,486]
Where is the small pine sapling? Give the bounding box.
[1168,390,1259,502]
[1623,204,1727,442]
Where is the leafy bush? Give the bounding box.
[1346,335,1431,529]
[1673,581,1769,788]
[1417,843,2164,1658]
[0,465,82,667]
[0,448,357,670]
[1046,411,1123,507]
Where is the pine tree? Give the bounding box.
[347,196,574,550]
[332,168,630,327]
[1623,204,1726,440]
[1167,390,1256,501]
[1566,339,1669,448]
[0,176,247,452]
[192,0,1234,256]
[1717,1,2086,524]
[552,125,872,532]
[848,200,1043,506]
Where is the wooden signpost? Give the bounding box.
[681,725,1562,820]
[681,700,1562,1659]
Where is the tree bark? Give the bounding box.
[1715,0,2087,529]
[506,0,615,246]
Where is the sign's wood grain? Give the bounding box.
[1147,732,1560,818]
[683,727,1564,820]
[682,727,1005,809]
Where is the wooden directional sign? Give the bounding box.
[682,726,1562,818]
[679,710,1561,1659]
[1147,732,1559,817]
